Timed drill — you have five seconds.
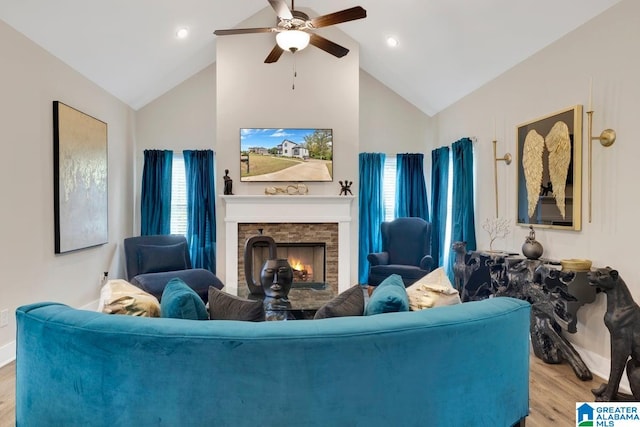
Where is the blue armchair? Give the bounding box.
[367,217,434,287]
[124,234,223,303]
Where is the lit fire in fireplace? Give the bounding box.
[288,258,313,282]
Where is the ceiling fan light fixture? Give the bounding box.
[276,30,310,53]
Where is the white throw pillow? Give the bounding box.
[406,267,461,310]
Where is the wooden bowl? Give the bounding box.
[560,258,592,272]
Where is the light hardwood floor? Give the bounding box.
[0,356,604,426]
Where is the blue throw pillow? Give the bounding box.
[161,278,208,320]
[137,242,188,274]
[364,274,409,315]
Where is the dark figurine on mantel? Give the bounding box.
[223,169,233,195]
[589,267,640,401]
[339,180,353,196]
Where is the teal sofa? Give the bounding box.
[16,297,530,426]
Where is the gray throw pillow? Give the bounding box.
[314,284,365,319]
[208,286,264,322]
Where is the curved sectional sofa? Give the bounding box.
[16,297,530,426]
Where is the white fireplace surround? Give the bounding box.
[221,195,355,296]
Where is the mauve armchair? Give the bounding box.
[124,234,223,303]
[367,217,434,287]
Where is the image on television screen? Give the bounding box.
[240,128,333,182]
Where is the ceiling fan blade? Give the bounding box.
[264,44,285,63]
[268,0,293,20]
[309,33,349,58]
[310,6,367,28]
[214,27,275,36]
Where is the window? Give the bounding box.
[382,155,397,222]
[170,154,188,235]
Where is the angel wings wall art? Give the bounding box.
[516,105,582,231]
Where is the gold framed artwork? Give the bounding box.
[53,101,108,253]
[516,105,582,231]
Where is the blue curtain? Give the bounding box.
[140,150,173,235]
[358,153,385,284]
[449,138,476,279]
[430,147,450,267]
[395,153,429,220]
[183,150,217,273]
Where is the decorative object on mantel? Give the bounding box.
[492,137,512,218]
[244,232,278,295]
[481,217,511,251]
[264,183,308,195]
[588,267,640,401]
[339,180,353,195]
[516,105,582,231]
[522,225,543,260]
[586,78,617,223]
[223,169,233,195]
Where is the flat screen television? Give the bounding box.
[240,128,333,182]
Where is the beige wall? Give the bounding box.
[135,6,434,287]
[0,19,135,358]
[435,0,639,381]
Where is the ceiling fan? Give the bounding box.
[213,0,367,63]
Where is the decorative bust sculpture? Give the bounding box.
[260,258,293,299]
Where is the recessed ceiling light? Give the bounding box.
[176,27,190,39]
[386,36,399,48]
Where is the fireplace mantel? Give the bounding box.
[221,195,355,295]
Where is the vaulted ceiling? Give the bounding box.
[0,0,622,115]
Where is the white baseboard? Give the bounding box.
[0,341,16,368]
[0,299,100,369]
[573,343,631,395]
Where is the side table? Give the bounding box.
[452,242,596,380]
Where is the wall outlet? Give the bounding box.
[0,309,8,328]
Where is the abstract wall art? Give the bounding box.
[53,101,108,253]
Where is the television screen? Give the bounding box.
[240,128,333,182]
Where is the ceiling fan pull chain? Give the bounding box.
[292,56,297,90]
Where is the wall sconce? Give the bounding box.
[586,80,616,223]
[493,139,512,218]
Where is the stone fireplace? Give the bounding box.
[238,223,338,293]
[221,195,354,296]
